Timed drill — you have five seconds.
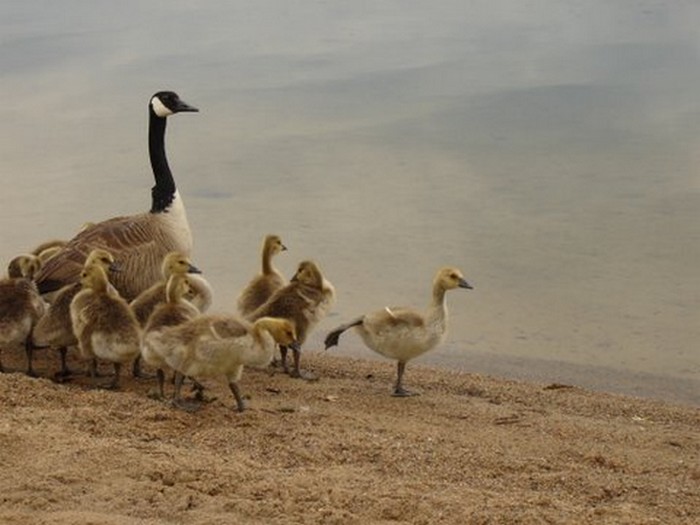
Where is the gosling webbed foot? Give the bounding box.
[392,387,420,398]
[132,357,155,379]
[289,368,319,381]
[171,398,202,413]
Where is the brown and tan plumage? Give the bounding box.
[325,266,472,396]
[141,272,201,399]
[34,91,199,301]
[130,251,202,326]
[0,254,46,374]
[32,249,117,378]
[69,262,141,389]
[148,314,298,411]
[236,234,287,317]
[248,260,334,379]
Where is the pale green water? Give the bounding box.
[1,1,698,404]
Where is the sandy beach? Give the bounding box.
[0,347,697,525]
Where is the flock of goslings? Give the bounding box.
[0,91,473,411]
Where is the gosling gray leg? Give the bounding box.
[25,337,37,377]
[171,372,201,412]
[132,355,154,379]
[279,345,290,374]
[228,381,245,412]
[105,362,122,390]
[57,346,74,378]
[392,361,418,397]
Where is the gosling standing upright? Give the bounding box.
[32,249,117,379]
[236,234,287,317]
[248,260,334,379]
[325,267,472,396]
[141,272,201,399]
[70,263,141,389]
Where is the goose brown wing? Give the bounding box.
[35,214,155,294]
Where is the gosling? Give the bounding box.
[248,260,334,379]
[32,249,117,379]
[149,316,298,412]
[141,272,200,399]
[130,251,202,326]
[325,267,472,397]
[236,234,287,317]
[0,255,46,374]
[70,262,141,389]
[129,251,206,378]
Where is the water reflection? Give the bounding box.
[1,1,698,403]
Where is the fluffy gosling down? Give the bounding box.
[130,251,202,327]
[248,260,334,379]
[32,248,117,379]
[70,261,141,389]
[147,316,298,412]
[0,254,46,374]
[236,234,287,317]
[130,251,205,378]
[325,266,472,397]
[141,272,201,399]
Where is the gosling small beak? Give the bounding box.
[108,262,122,273]
[188,263,202,274]
[288,341,301,352]
[281,244,288,251]
[459,278,473,290]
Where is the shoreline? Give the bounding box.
[306,333,700,407]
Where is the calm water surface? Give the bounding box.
[1,1,698,403]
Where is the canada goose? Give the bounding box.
[69,262,141,389]
[0,255,46,374]
[150,315,297,411]
[32,249,117,379]
[324,267,472,397]
[141,272,200,399]
[248,260,334,379]
[34,91,199,301]
[236,234,287,317]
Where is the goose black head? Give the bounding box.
[150,91,199,118]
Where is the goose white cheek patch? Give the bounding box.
[151,97,173,117]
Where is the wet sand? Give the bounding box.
[0,346,697,524]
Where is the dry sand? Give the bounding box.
[0,346,697,525]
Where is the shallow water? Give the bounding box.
[1,1,698,403]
